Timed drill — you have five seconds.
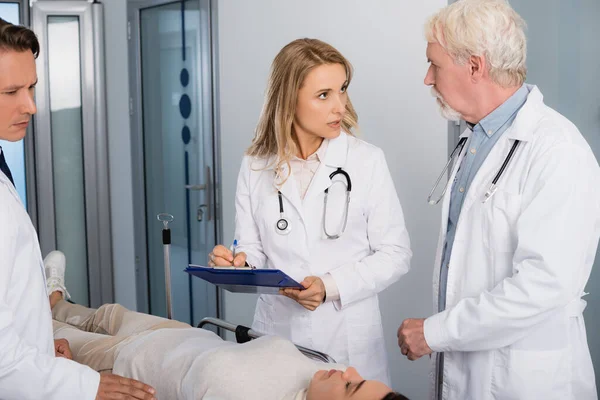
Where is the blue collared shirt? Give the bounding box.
[438,84,530,312]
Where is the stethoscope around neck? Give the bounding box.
[427,136,521,205]
[276,167,352,239]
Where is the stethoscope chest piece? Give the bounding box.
[275,190,292,235]
[276,217,291,235]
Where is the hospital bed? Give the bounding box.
[197,317,337,364]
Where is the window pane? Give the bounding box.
[0,2,19,23]
[47,16,89,306]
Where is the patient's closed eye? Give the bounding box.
[349,380,366,396]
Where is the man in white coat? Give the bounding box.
[0,18,156,399]
[397,1,599,399]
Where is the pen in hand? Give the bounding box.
[228,240,254,268]
[229,239,238,265]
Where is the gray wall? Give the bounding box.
[508,0,600,389]
[215,1,447,397]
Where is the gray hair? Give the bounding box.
[425,0,527,88]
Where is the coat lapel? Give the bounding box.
[459,85,539,215]
[459,138,506,214]
[303,132,349,202]
[268,132,350,229]
[0,172,21,206]
[272,160,305,224]
[439,129,471,242]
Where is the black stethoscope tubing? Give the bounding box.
[276,167,352,238]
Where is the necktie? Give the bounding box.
[0,148,15,187]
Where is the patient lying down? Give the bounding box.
[46,251,408,400]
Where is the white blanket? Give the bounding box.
[113,327,344,399]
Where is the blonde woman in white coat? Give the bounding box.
[209,38,412,384]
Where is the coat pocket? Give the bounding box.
[491,347,570,399]
[251,295,274,334]
[483,189,522,253]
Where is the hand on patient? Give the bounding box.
[209,244,247,267]
[280,276,325,311]
[397,318,432,361]
[96,373,156,400]
[54,338,73,360]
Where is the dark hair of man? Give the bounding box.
[0,17,40,58]
[382,392,410,400]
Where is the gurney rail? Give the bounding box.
[198,317,337,364]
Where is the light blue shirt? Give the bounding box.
[438,84,530,311]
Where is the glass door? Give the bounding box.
[130,0,218,325]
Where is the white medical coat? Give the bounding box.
[0,170,99,399]
[424,85,599,399]
[234,132,412,384]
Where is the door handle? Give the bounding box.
[206,166,212,221]
[185,184,207,190]
[185,166,212,221]
[197,204,207,221]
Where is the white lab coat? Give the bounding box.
[0,168,100,399]
[234,132,412,384]
[424,85,599,399]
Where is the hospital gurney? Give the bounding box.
[197,317,337,364]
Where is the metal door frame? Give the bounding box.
[127,0,222,319]
[31,0,112,307]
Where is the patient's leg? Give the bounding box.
[53,320,125,373]
[52,297,190,337]
[47,250,189,336]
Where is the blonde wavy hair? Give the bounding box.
[425,0,527,88]
[247,38,359,182]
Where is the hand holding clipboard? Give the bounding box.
[279,276,327,311]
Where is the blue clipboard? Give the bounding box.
[185,264,305,294]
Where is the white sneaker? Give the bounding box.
[44,250,71,300]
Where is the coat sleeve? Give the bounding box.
[0,192,100,399]
[328,148,412,309]
[234,157,268,268]
[424,143,600,352]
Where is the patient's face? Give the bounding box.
[306,367,392,400]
